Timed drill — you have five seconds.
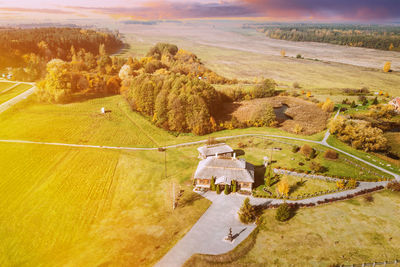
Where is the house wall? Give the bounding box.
[239,182,252,191]
[196,179,210,187]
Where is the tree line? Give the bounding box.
[0,27,123,81]
[253,24,400,51]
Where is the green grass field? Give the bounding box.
[0,142,210,266]
[327,136,400,175]
[254,174,337,198]
[187,190,400,266]
[225,137,391,181]
[0,94,325,148]
[0,84,32,104]
[0,82,14,93]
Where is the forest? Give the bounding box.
[247,24,400,51]
[34,40,275,135]
[0,27,123,81]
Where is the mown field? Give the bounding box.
[0,94,326,148]
[0,83,32,104]
[0,142,210,267]
[120,23,400,98]
[186,190,400,266]
[0,81,14,93]
[225,137,392,181]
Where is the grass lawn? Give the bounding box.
[225,137,391,181]
[254,175,337,198]
[0,142,210,267]
[0,94,325,148]
[0,82,14,93]
[187,190,400,266]
[327,135,400,175]
[0,84,32,104]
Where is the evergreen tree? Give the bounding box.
[238,197,256,224]
[216,185,221,194]
[275,203,292,222]
[210,177,216,191]
[224,184,230,195]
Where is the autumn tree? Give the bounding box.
[280,49,286,57]
[383,61,391,72]
[36,59,71,103]
[277,177,289,197]
[321,98,335,112]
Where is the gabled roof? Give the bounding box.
[197,143,233,157]
[194,156,255,183]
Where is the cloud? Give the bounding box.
[240,0,400,20]
[2,0,400,21]
[0,7,75,14]
[66,2,256,19]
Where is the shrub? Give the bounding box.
[293,82,300,88]
[300,144,313,157]
[350,101,357,108]
[310,161,325,173]
[224,184,230,195]
[216,185,221,194]
[324,149,338,160]
[309,149,317,159]
[237,142,246,148]
[387,181,400,191]
[232,180,237,193]
[383,61,391,72]
[292,146,300,153]
[238,198,256,224]
[363,194,374,203]
[296,54,302,59]
[336,180,346,189]
[210,177,216,191]
[275,203,291,221]
[207,137,217,145]
[346,179,357,189]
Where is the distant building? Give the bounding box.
[197,143,234,159]
[194,154,255,192]
[389,97,400,113]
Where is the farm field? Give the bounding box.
[0,84,32,104]
[224,137,392,181]
[186,190,400,266]
[0,142,210,267]
[0,81,14,93]
[119,22,400,97]
[0,94,326,148]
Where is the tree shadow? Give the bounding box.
[289,179,307,195]
[234,149,245,157]
[233,228,247,240]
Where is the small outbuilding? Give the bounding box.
[197,143,234,159]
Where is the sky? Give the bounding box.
[0,0,399,22]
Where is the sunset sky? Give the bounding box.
[1,0,399,21]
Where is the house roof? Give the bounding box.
[194,156,255,183]
[197,143,233,157]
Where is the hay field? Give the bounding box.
[119,21,400,97]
